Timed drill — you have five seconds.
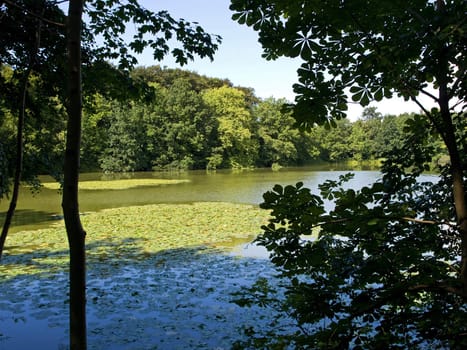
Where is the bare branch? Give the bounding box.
[450,99,465,111]
[410,96,432,116]
[419,88,439,102]
[312,215,454,230]
[401,216,439,225]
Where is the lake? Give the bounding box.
[0,166,383,233]
[0,167,438,349]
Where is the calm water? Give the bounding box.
[0,166,383,233]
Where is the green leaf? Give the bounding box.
[273,184,283,195]
[374,88,383,101]
[352,91,363,102]
[367,218,378,226]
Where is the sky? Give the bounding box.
[133,0,432,120]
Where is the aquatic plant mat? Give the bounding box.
[42,178,189,191]
[0,203,291,349]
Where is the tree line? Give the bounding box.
[1,64,444,176]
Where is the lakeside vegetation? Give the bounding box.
[0,65,445,180]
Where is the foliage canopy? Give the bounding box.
[231,0,465,127]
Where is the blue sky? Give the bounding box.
[134,0,432,120]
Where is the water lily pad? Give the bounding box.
[0,202,297,349]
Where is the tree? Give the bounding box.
[254,98,301,167]
[153,78,212,170]
[65,1,220,348]
[63,2,86,348]
[312,118,353,162]
[131,65,232,92]
[97,101,142,173]
[203,86,258,168]
[373,112,409,158]
[0,0,67,259]
[348,108,383,161]
[231,0,467,347]
[2,1,220,348]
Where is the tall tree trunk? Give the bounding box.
[435,0,467,296]
[437,0,467,292]
[439,88,467,297]
[0,2,44,260]
[64,1,87,349]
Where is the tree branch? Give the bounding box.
[401,216,440,225]
[350,281,464,319]
[312,215,455,230]
[410,95,450,144]
[419,87,439,102]
[407,282,465,297]
[410,96,432,116]
[450,99,465,111]
[3,0,65,27]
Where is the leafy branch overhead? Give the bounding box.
[85,0,221,69]
[230,0,466,128]
[1,1,221,71]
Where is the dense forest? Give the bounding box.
[0,64,444,176]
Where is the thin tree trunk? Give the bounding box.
[0,2,44,260]
[0,71,29,260]
[64,1,86,349]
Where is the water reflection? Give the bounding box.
[231,241,270,259]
